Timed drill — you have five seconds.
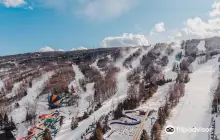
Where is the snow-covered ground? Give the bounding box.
[197,40,206,53]
[8,72,54,139]
[6,81,23,98]
[55,47,144,140]
[162,55,220,140]
[10,71,54,124]
[0,79,4,90]
[107,45,179,140]
[10,42,220,140]
[68,64,84,94]
[36,64,94,118]
[90,58,105,76]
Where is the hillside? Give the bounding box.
[1,37,220,140]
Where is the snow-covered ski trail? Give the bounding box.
[55,47,143,140]
[163,55,220,140]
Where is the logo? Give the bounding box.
[165,125,175,135]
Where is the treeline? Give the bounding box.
[123,48,142,68]
[0,113,16,131]
[127,67,141,85]
[197,55,208,65]
[78,61,100,93]
[176,73,190,84]
[97,57,110,68]
[141,46,169,76]
[151,82,185,140]
[111,49,122,62]
[1,80,29,106]
[212,76,220,114]
[78,62,102,85]
[94,66,119,103]
[80,112,111,140]
[12,68,41,83]
[113,82,158,119]
[172,57,194,73]
[41,65,75,95]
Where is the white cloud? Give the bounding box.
[79,0,140,20]
[210,2,220,17]
[181,17,220,38]
[72,46,88,51]
[58,49,65,51]
[40,46,64,52]
[176,32,182,37]
[154,22,165,32]
[40,46,65,52]
[28,6,33,10]
[149,16,220,44]
[40,46,55,52]
[39,0,140,20]
[1,0,26,8]
[97,1,220,46]
[101,33,149,48]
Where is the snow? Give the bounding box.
[197,40,206,52]
[15,123,28,138]
[6,81,23,98]
[215,116,220,139]
[0,68,9,72]
[90,58,105,76]
[67,64,95,115]
[131,47,149,68]
[68,64,84,94]
[0,79,4,90]
[10,71,54,124]
[55,47,144,140]
[11,43,220,140]
[106,45,178,140]
[77,83,95,116]
[162,55,220,140]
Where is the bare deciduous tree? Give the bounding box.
[25,100,37,124]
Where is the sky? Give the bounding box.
[0,0,220,56]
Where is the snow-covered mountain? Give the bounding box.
[1,37,220,140]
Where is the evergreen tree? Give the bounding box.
[140,129,150,140]
[10,117,16,130]
[172,63,176,71]
[4,113,9,125]
[83,112,88,119]
[162,76,165,83]
[94,122,103,140]
[0,113,3,129]
[71,117,78,130]
[184,74,190,83]
[158,108,166,127]
[43,128,52,140]
[152,121,161,140]
[24,90,27,96]
[181,41,185,49]
[59,116,64,126]
[29,81,32,88]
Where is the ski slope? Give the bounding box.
[10,71,54,124]
[55,47,143,140]
[163,55,220,140]
[197,40,206,52]
[90,58,105,76]
[68,64,84,93]
[106,45,179,140]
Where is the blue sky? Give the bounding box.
[0,0,219,56]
